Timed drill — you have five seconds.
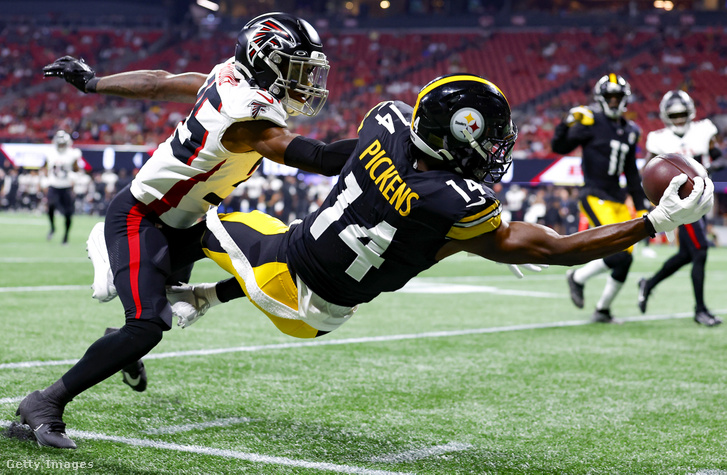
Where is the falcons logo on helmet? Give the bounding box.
[247,18,296,62]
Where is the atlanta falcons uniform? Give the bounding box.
[45,144,81,216]
[106,57,290,328]
[201,100,503,337]
[643,119,717,281]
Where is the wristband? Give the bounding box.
[643,214,656,238]
[85,77,100,93]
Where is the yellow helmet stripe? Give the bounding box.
[609,73,618,83]
[412,75,508,123]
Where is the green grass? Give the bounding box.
[1,211,726,474]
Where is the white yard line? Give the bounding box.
[0,285,88,293]
[0,420,412,475]
[0,396,23,405]
[370,442,473,463]
[0,257,88,263]
[144,417,261,435]
[0,311,698,371]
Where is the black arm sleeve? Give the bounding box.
[283,136,358,176]
[550,122,581,154]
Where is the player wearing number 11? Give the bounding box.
[551,73,650,323]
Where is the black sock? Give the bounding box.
[216,277,246,303]
[61,319,164,397]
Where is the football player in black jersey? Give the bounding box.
[551,74,651,323]
[18,73,712,449]
[170,75,709,337]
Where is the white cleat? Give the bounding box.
[86,222,117,303]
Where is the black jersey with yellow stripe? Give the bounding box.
[286,100,501,307]
[551,110,646,205]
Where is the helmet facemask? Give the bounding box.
[659,90,695,136]
[594,75,631,119]
[272,50,329,117]
[53,131,72,151]
[439,123,517,183]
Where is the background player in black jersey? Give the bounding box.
[17,73,712,450]
[17,12,357,449]
[637,90,726,326]
[551,74,651,323]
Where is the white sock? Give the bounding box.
[573,258,609,284]
[596,276,623,311]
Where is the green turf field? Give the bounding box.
[1,212,726,474]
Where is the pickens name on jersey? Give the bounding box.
[286,100,502,307]
[130,57,288,228]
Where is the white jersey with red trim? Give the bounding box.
[645,119,718,160]
[130,57,288,228]
[45,147,82,189]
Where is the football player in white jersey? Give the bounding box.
[43,130,82,244]
[19,12,358,449]
[638,90,725,326]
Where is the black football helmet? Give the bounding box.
[235,12,329,117]
[593,73,631,119]
[410,74,517,183]
[659,90,696,136]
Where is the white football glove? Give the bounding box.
[166,283,220,328]
[647,174,714,234]
[502,263,549,279]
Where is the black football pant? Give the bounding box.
[60,186,205,397]
[645,219,709,312]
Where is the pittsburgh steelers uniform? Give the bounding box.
[202,100,502,338]
[45,144,82,242]
[551,109,648,232]
[640,119,719,315]
[106,57,289,327]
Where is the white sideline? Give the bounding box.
[0,312,698,371]
[0,421,412,475]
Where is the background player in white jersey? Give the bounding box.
[637,90,725,326]
[43,130,82,244]
[16,73,713,449]
[17,12,358,449]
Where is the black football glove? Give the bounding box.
[42,56,97,93]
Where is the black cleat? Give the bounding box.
[104,327,148,392]
[16,391,76,449]
[591,308,621,324]
[637,278,650,314]
[695,310,721,327]
[566,269,585,309]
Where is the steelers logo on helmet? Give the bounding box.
[450,107,485,143]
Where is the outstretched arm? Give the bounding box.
[440,175,714,266]
[94,71,206,103]
[43,56,205,103]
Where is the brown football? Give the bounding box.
[641,153,707,205]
